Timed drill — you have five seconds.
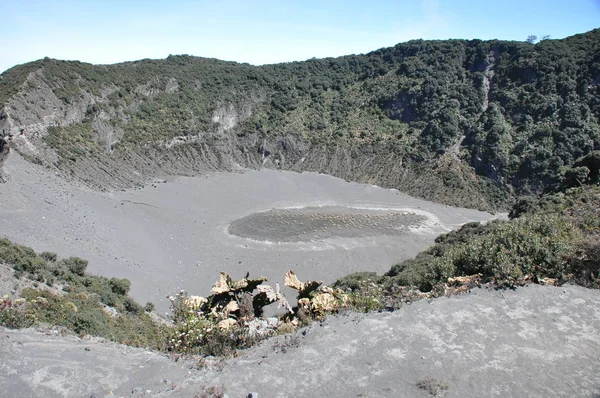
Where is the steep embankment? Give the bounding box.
[1,29,599,210]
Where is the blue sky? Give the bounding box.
[1,0,599,73]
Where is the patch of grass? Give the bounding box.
[417,377,449,397]
[196,385,228,398]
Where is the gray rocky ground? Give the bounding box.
[1,285,599,397]
[0,152,496,312]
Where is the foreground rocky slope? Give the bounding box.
[1,285,598,397]
[1,29,599,210]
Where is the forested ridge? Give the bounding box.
[1,28,599,209]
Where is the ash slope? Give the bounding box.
[1,285,598,398]
[0,151,497,312]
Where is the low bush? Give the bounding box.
[109,277,131,296]
[40,252,58,262]
[333,272,383,292]
[62,257,88,276]
[0,239,168,350]
[9,288,168,349]
[335,185,600,303]
[0,295,35,328]
[0,238,47,274]
[424,215,582,288]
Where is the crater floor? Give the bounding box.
[0,153,499,312]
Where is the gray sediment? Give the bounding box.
[229,206,427,243]
[0,152,499,312]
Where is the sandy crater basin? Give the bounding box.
[0,153,501,311]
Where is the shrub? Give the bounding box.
[16,288,167,348]
[98,290,119,307]
[425,215,582,287]
[333,272,386,312]
[568,240,600,288]
[168,320,256,356]
[40,252,58,262]
[0,295,35,329]
[333,272,383,292]
[62,257,88,276]
[109,277,131,296]
[0,238,47,274]
[68,308,110,336]
[123,296,143,314]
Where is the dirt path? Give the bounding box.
[2,284,599,397]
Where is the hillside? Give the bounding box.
[1,29,599,210]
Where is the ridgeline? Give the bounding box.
[1,29,599,210]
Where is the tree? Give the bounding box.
[526,35,537,44]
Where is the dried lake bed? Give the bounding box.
[229,205,432,243]
[0,153,499,311]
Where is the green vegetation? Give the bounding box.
[335,184,600,303]
[0,240,355,357]
[0,59,45,106]
[43,123,98,162]
[2,29,598,210]
[0,238,167,348]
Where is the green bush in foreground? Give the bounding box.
[0,295,35,329]
[0,239,354,357]
[0,238,138,313]
[14,288,167,349]
[425,215,582,288]
[336,185,600,299]
[0,238,167,350]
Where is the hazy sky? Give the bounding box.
[2,0,599,73]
